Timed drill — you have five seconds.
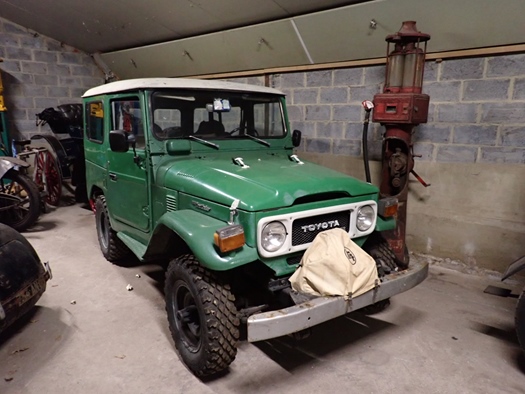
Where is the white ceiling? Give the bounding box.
[1,0,524,78]
[0,0,365,53]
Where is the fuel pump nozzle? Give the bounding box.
[361,100,374,183]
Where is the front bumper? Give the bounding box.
[247,261,428,342]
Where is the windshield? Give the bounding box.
[151,89,286,140]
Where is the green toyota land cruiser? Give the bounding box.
[82,78,428,377]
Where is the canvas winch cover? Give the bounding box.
[289,228,379,299]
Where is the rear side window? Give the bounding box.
[86,101,104,143]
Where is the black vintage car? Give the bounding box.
[0,223,51,333]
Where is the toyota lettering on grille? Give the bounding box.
[301,220,340,233]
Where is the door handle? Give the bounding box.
[109,173,117,181]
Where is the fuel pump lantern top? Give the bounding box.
[373,21,430,125]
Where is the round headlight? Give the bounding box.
[261,221,287,252]
[356,205,375,232]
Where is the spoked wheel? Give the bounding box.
[165,255,240,377]
[0,171,40,232]
[94,195,130,262]
[34,150,62,206]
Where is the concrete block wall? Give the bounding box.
[0,17,104,139]
[423,56,525,164]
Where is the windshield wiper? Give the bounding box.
[239,133,270,147]
[187,135,220,149]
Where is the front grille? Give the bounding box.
[292,210,350,246]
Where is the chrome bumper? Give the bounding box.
[247,261,429,342]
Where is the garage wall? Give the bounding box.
[233,56,525,272]
[0,18,104,139]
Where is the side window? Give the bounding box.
[86,101,104,143]
[111,98,145,149]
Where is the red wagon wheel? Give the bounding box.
[34,150,62,206]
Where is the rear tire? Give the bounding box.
[516,288,525,354]
[165,255,239,377]
[94,195,130,262]
[0,171,40,232]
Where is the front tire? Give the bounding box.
[362,235,397,314]
[94,195,130,262]
[360,299,391,315]
[165,255,240,377]
[516,288,525,354]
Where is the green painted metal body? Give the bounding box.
[83,80,393,277]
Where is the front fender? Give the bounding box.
[147,210,259,271]
[375,215,396,232]
[0,157,29,178]
[502,256,525,281]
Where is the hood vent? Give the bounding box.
[166,195,178,212]
[293,192,349,206]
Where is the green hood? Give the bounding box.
[161,152,378,211]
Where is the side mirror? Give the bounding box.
[109,130,129,152]
[292,129,302,147]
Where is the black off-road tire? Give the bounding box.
[362,235,399,314]
[94,195,130,262]
[165,254,240,378]
[0,172,40,232]
[516,288,525,354]
[360,299,391,315]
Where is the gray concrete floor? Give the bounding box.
[1,203,524,394]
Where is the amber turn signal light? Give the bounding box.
[214,225,245,253]
[378,197,398,218]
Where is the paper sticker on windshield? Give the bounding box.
[213,98,231,112]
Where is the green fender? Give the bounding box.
[375,215,396,232]
[146,210,259,271]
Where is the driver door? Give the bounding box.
[106,97,150,233]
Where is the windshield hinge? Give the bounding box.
[289,154,304,165]
[233,157,250,169]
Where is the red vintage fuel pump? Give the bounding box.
[371,21,431,266]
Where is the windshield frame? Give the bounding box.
[149,88,287,142]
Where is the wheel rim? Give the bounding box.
[45,152,62,206]
[172,281,201,352]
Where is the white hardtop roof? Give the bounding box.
[83,78,285,98]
